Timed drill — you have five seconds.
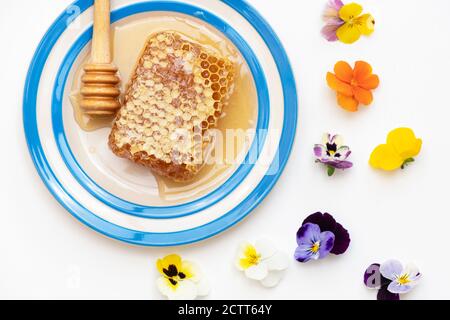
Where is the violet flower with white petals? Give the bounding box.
[314,133,352,176]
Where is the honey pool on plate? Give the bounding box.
[69,12,257,205]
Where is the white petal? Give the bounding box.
[245,263,269,281]
[265,251,289,271]
[156,277,173,298]
[183,260,202,283]
[196,278,210,297]
[254,239,277,259]
[404,263,420,278]
[260,270,285,288]
[167,280,198,300]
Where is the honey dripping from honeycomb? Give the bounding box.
[109,31,235,182]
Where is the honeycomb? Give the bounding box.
[109,31,235,181]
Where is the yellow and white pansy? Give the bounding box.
[235,239,289,287]
[156,254,209,300]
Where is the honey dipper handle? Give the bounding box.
[91,0,112,64]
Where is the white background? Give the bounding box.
[1,0,448,299]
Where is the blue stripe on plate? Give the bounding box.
[23,0,298,246]
[52,1,269,219]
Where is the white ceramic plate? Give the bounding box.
[23,0,297,246]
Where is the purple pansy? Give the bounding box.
[295,212,350,263]
[321,0,345,41]
[364,260,421,300]
[314,133,352,176]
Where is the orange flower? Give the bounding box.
[326,61,379,112]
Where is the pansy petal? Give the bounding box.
[363,263,391,289]
[327,0,345,12]
[386,128,422,160]
[358,74,379,90]
[168,280,198,300]
[337,93,359,112]
[377,286,400,301]
[294,245,314,263]
[329,222,350,254]
[314,144,327,158]
[369,144,404,171]
[336,23,362,44]
[156,277,175,298]
[196,278,210,297]
[387,281,414,294]
[335,146,351,160]
[266,251,289,271]
[380,259,403,281]
[333,160,353,169]
[356,14,375,36]
[339,3,363,21]
[334,61,354,83]
[157,254,182,276]
[260,270,284,288]
[364,264,382,289]
[296,223,322,245]
[181,261,200,282]
[318,231,335,258]
[255,239,277,260]
[353,86,373,105]
[245,263,269,281]
[302,212,337,233]
[353,61,373,82]
[403,263,421,283]
[321,23,341,42]
[327,72,353,96]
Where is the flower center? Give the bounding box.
[397,274,411,285]
[350,78,358,87]
[163,264,189,288]
[310,241,320,253]
[247,253,260,266]
[240,245,262,269]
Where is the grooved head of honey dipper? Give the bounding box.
[80,63,121,117]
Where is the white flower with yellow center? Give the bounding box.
[235,239,289,287]
[156,254,209,300]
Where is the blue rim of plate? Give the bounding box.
[52,1,270,219]
[23,0,298,246]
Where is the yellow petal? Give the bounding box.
[180,260,197,281]
[157,254,182,275]
[336,23,362,44]
[356,14,375,36]
[386,128,422,160]
[339,3,363,21]
[369,144,404,171]
[238,244,260,270]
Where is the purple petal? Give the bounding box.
[296,223,321,245]
[303,213,350,255]
[318,231,335,258]
[294,245,316,263]
[377,286,400,301]
[333,160,353,169]
[335,146,351,160]
[387,281,414,294]
[364,263,391,289]
[314,144,327,158]
[330,222,350,255]
[321,25,339,42]
[303,212,336,233]
[328,0,344,11]
[380,260,403,281]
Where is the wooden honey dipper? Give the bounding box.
[80,0,121,117]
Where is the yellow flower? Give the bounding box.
[156,254,209,300]
[336,3,375,44]
[369,128,422,171]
